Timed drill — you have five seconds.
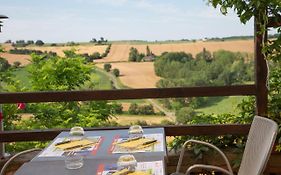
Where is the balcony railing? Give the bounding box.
[0,16,280,174]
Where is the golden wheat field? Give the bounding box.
[0,52,31,65]
[95,40,254,63]
[96,62,160,88]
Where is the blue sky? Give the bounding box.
[0,0,254,43]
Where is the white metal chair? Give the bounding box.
[0,148,42,175]
[171,116,278,175]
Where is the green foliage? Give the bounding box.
[171,113,249,151]
[155,50,253,87]
[112,103,123,114]
[236,61,281,150]
[104,63,112,72]
[9,48,57,56]
[128,47,145,62]
[13,61,21,68]
[35,40,44,46]
[146,45,152,56]
[175,107,197,124]
[0,57,11,71]
[28,52,91,91]
[128,103,155,115]
[112,68,120,77]
[208,0,281,62]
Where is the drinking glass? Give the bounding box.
[65,153,83,170]
[69,126,84,141]
[117,154,137,172]
[128,125,143,138]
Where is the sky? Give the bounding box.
[0,0,254,43]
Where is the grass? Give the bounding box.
[87,68,113,90]
[13,66,31,89]
[195,96,247,115]
[111,114,171,125]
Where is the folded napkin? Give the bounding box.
[55,139,96,150]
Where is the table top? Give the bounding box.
[15,127,167,175]
[33,127,167,161]
[15,157,166,175]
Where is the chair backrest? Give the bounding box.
[238,116,278,175]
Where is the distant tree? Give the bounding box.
[100,37,104,42]
[35,40,44,46]
[196,48,212,62]
[104,63,112,72]
[0,57,11,72]
[112,68,120,77]
[146,45,152,56]
[27,40,34,45]
[90,38,97,43]
[128,47,139,62]
[13,61,21,68]
[136,53,145,62]
[92,52,101,60]
[5,40,12,44]
[128,103,138,115]
[50,43,57,46]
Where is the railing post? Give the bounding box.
[0,104,5,158]
[254,16,268,117]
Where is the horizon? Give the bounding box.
[0,0,256,43]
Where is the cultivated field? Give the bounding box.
[2,40,254,88]
[111,115,171,125]
[0,52,30,65]
[96,62,160,88]
[95,40,254,63]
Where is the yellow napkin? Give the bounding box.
[117,138,156,149]
[55,139,95,150]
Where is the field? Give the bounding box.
[0,52,30,66]
[95,40,254,63]
[196,96,246,115]
[96,62,160,88]
[110,114,171,125]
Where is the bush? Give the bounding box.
[0,57,11,71]
[13,61,21,68]
[113,68,120,77]
[113,103,123,114]
[104,63,112,72]
[128,103,138,115]
[128,103,155,115]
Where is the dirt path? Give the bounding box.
[96,66,175,121]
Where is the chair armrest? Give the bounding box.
[0,148,42,175]
[175,139,233,175]
[186,164,233,175]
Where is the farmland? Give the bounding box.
[96,40,254,63]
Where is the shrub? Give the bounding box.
[112,68,120,77]
[104,63,112,72]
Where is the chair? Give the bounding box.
[0,148,42,175]
[171,116,278,175]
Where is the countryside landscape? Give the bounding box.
[1,38,254,128]
[1,1,281,167]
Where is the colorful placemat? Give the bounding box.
[38,136,103,157]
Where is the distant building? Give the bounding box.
[143,55,155,62]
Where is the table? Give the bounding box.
[15,128,167,175]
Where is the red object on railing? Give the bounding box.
[17,103,26,110]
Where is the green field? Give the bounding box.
[195,96,247,115]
